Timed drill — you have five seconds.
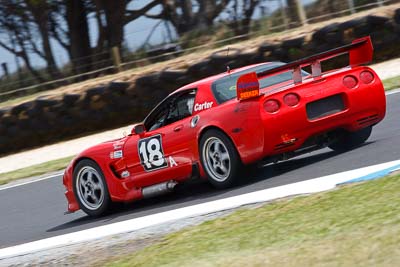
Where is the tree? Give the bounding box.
[147,0,232,36]
[25,0,63,79]
[286,0,307,27]
[227,0,261,36]
[65,0,92,75]
[0,0,164,82]
[0,1,47,82]
[92,0,162,51]
[0,0,66,82]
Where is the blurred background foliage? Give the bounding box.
[0,0,394,101]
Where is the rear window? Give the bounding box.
[211,62,305,104]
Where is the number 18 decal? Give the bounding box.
[138,135,168,171]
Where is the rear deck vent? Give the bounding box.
[357,114,379,126]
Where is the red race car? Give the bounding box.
[63,36,386,216]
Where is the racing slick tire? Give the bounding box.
[200,129,242,189]
[328,126,372,152]
[73,159,111,217]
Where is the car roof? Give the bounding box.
[176,62,275,92]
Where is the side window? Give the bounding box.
[144,100,170,132]
[165,90,196,125]
[144,89,196,131]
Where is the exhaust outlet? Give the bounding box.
[142,180,178,199]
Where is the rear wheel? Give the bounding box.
[73,159,111,217]
[200,130,242,189]
[329,126,372,152]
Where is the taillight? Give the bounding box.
[264,99,280,113]
[283,93,300,107]
[360,70,374,84]
[343,75,358,89]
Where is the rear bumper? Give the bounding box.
[259,71,386,156]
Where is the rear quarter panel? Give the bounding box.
[193,83,265,165]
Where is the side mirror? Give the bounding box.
[131,123,145,135]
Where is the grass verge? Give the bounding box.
[0,156,74,185]
[382,75,400,91]
[106,173,400,267]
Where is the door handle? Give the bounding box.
[174,125,183,132]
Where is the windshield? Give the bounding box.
[211,62,307,104]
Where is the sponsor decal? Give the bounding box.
[237,81,259,90]
[194,101,213,112]
[236,72,259,100]
[113,141,124,150]
[169,156,178,167]
[138,135,168,171]
[190,115,200,128]
[121,170,130,178]
[110,150,123,159]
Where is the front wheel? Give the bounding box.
[329,126,372,152]
[199,130,242,189]
[73,159,111,217]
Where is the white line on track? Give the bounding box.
[0,172,63,191]
[1,159,400,260]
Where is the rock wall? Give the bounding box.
[1,12,400,156]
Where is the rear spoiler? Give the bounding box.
[237,36,373,100]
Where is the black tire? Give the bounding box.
[73,159,111,217]
[199,129,242,189]
[329,126,372,152]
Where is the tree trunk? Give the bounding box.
[66,0,92,76]
[197,0,216,30]
[25,0,62,79]
[39,18,62,79]
[160,0,231,36]
[101,0,126,50]
[227,0,259,36]
[175,0,195,34]
[286,0,299,26]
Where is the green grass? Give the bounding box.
[0,156,74,185]
[105,174,400,267]
[382,75,400,91]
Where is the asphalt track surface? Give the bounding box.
[1,92,399,249]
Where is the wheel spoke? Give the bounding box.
[87,172,93,183]
[92,181,101,191]
[91,193,99,204]
[219,164,228,174]
[80,178,86,190]
[83,190,89,200]
[213,162,219,171]
[208,154,215,164]
[214,142,221,154]
[220,152,229,161]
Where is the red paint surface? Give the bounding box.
[63,37,386,213]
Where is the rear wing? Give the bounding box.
[236,36,373,100]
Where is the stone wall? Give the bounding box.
[1,11,400,155]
